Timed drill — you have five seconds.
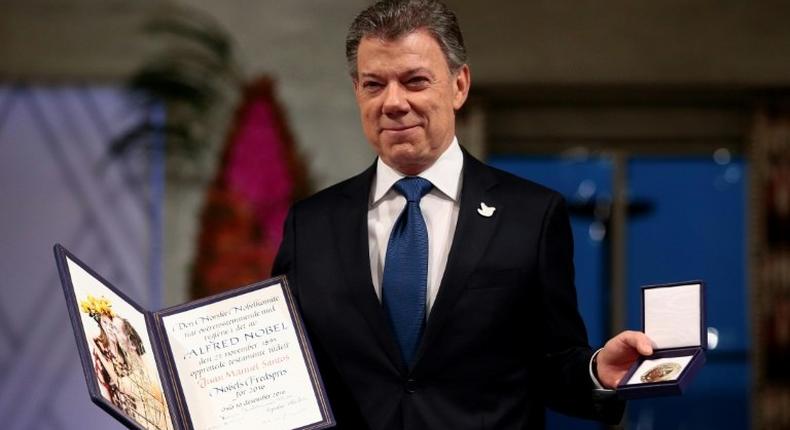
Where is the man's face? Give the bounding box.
[354,29,470,175]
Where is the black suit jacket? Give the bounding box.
[272,150,623,429]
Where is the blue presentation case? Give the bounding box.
[617,281,707,399]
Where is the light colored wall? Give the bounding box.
[180,0,374,188]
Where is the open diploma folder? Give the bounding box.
[54,244,335,430]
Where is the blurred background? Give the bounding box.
[1,0,789,429]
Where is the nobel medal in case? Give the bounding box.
[617,281,707,399]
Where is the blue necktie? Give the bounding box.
[382,176,433,366]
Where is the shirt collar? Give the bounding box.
[371,137,463,205]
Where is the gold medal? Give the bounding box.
[640,362,682,383]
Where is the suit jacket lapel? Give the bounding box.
[332,163,406,373]
[414,150,501,368]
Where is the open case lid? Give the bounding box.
[642,281,706,350]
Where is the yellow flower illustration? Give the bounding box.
[80,294,116,320]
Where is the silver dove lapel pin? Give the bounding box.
[477,202,496,217]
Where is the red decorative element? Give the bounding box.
[191,78,310,298]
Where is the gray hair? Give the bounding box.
[345,0,467,78]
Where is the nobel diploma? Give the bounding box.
[160,285,327,430]
[55,244,333,430]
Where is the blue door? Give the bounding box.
[489,155,749,429]
[624,157,749,429]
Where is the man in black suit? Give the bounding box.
[273,1,654,428]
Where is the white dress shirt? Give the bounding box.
[368,137,463,315]
[367,138,610,389]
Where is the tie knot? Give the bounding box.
[394,177,433,202]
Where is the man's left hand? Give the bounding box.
[596,330,654,389]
